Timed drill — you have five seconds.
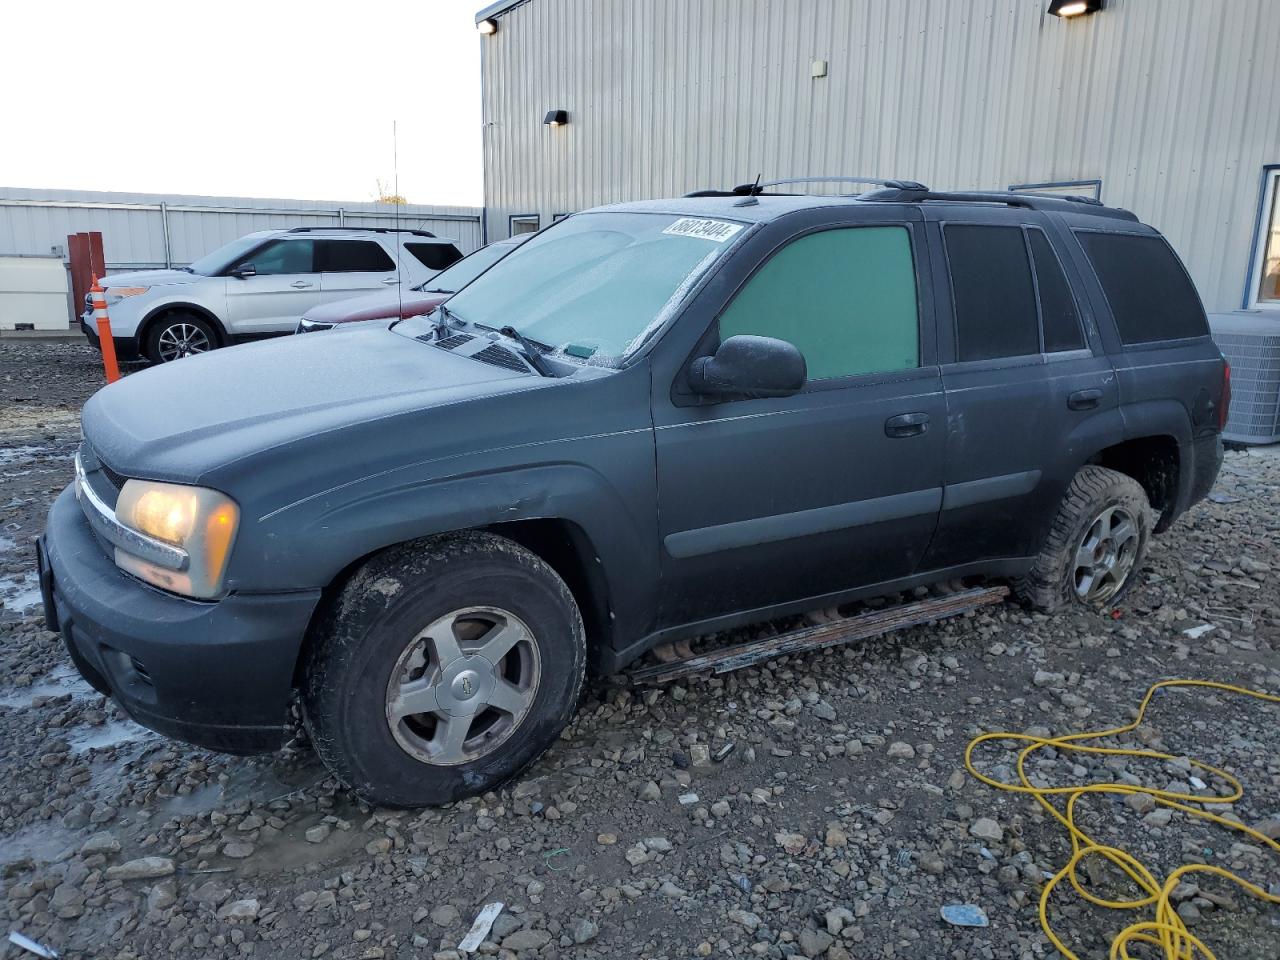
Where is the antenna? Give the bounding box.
[393,119,402,321]
[733,173,763,207]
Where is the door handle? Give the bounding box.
[381,277,400,285]
[290,281,313,289]
[885,412,930,438]
[1068,388,1103,410]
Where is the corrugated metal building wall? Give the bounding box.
[0,187,484,270]
[478,0,1280,313]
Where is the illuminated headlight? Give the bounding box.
[106,286,150,304]
[114,479,239,599]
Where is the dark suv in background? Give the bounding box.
[40,178,1227,806]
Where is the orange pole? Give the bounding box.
[90,275,120,384]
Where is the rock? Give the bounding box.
[570,917,599,944]
[106,856,175,881]
[1143,808,1173,828]
[643,836,673,853]
[887,741,915,759]
[80,831,121,855]
[306,824,331,844]
[1033,669,1065,687]
[430,904,460,927]
[811,699,837,721]
[799,927,835,957]
[147,880,177,912]
[689,744,712,766]
[217,898,260,921]
[728,909,762,931]
[1253,819,1280,840]
[222,841,255,859]
[659,880,686,898]
[775,831,807,855]
[501,929,552,951]
[824,824,848,848]
[711,800,731,818]
[968,818,1004,843]
[597,833,618,845]
[638,780,661,802]
[1125,793,1156,815]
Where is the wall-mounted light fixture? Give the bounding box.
[1048,0,1103,17]
[543,110,569,127]
[477,17,498,35]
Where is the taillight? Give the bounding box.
[1218,360,1232,432]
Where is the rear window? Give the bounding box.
[406,242,463,271]
[319,240,396,273]
[1077,232,1208,343]
[945,224,1040,361]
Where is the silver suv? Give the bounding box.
[81,227,463,362]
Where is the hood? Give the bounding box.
[81,324,541,483]
[102,269,202,288]
[302,289,448,325]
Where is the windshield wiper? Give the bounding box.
[496,325,555,377]
[421,287,454,294]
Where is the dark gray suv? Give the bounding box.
[39,180,1228,806]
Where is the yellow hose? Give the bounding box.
[964,679,1280,959]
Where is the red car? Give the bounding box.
[294,235,528,333]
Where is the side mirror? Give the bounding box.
[230,263,256,279]
[688,335,806,399]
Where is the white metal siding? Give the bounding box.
[480,0,1280,312]
[0,187,484,270]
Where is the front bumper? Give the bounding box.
[80,313,143,361]
[39,486,321,754]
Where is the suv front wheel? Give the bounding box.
[147,312,219,363]
[303,532,587,807]
[1015,465,1152,613]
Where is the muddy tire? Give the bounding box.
[1014,466,1151,613]
[302,532,586,808]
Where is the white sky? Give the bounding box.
[1,0,485,206]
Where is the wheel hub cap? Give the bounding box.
[1072,505,1139,604]
[384,606,541,766]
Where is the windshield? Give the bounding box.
[401,211,745,364]
[187,233,272,276]
[416,241,517,293]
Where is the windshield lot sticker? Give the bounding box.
[662,218,744,243]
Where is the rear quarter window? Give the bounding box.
[1076,232,1208,344]
[407,243,463,271]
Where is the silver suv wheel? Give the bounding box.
[155,321,212,361]
[384,605,541,766]
[1072,505,1139,603]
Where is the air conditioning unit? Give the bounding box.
[1209,313,1280,445]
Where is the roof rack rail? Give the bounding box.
[286,226,438,238]
[857,188,1138,220]
[684,175,929,199]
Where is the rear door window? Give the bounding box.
[319,240,396,273]
[1076,232,1208,343]
[944,225,1040,361]
[1028,229,1084,352]
[717,225,919,381]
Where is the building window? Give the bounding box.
[510,214,540,236]
[1008,179,1102,201]
[1249,166,1280,308]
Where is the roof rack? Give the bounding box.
[286,226,438,238]
[685,176,929,199]
[856,187,1136,219]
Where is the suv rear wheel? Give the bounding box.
[147,312,218,363]
[302,532,586,807]
[1015,465,1151,613]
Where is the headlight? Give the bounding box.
[106,286,150,304]
[114,479,239,599]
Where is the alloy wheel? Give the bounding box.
[156,323,211,361]
[384,606,541,766]
[1072,505,1139,603]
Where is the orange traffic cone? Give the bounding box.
[90,276,121,384]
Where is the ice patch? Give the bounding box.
[0,570,42,613]
[68,718,158,754]
[0,664,94,709]
[0,445,51,468]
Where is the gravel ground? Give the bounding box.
[1,340,1278,960]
